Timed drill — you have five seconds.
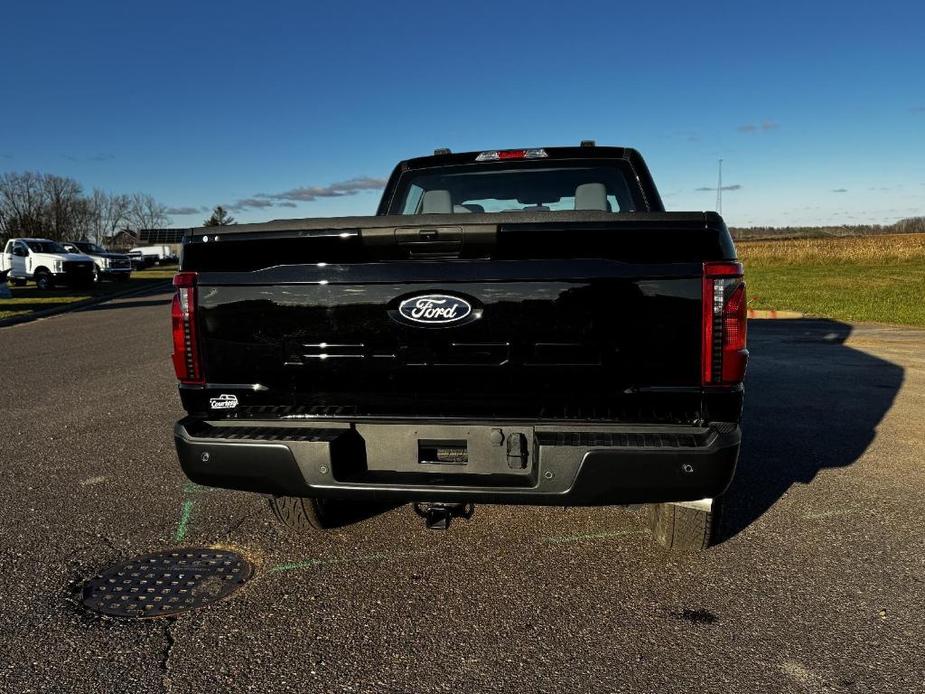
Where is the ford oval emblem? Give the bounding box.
[397,293,475,326]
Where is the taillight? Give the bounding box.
[171,271,203,384]
[702,262,748,385]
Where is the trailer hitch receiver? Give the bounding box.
[413,502,475,530]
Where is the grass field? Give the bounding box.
[0,265,176,321]
[740,234,925,326]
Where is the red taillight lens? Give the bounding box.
[702,262,748,385]
[171,272,203,384]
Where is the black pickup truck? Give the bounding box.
[171,144,747,550]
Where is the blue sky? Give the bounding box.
[1,0,923,228]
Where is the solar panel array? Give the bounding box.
[137,228,191,243]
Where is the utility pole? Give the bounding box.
[716,158,723,215]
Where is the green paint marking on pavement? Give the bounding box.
[543,529,645,544]
[270,549,431,573]
[271,552,390,572]
[174,500,195,542]
[182,482,220,494]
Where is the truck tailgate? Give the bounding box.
[180,213,732,423]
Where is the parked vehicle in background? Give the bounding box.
[1,238,95,289]
[62,241,132,282]
[132,245,178,265]
[126,250,156,270]
[171,143,748,551]
[0,269,11,299]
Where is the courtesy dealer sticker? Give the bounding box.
[210,394,239,410]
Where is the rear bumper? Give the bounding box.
[174,418,740,506]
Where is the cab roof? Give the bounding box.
[397,145,635,170]
[378,145,664,214]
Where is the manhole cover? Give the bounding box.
[82,548,253,618]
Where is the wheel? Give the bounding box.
[269,495,340,532]
[648,497,723,551]
[92,266,101,283]
[34,270,53,290]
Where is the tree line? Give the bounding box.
[0,171,171,244]
[731,217,925,240]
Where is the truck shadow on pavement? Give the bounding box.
[324,501,404,528]
[722,319,904,541]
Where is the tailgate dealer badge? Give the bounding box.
[395,293,478,327]
[210,394,239,410]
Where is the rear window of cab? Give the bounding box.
[388,159,644,215]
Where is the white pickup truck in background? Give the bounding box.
[62,241,133,282]
[1,238,96,289]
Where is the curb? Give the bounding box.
[747,309,804,319]
[0,280,172,329]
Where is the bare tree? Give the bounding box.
[0,171,47,239]
[41,174,85,240]
[0,172,85,241]
[894,216,925,234]
[86,189,131,244]
[127,192,171,231]
[105,193,131,239]
[68,197,92,240]
[0,172,172,245]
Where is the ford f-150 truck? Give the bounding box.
[172,143,747,550]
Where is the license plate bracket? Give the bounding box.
[418,439,469,465]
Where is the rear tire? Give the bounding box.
[648,497,723,551]
[269,495,339,532]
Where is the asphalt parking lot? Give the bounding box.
[1,289,923,693]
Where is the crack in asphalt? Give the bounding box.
[159,618,177,692]
[218,500,266,542]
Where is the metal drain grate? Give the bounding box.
[82,548,252,618]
